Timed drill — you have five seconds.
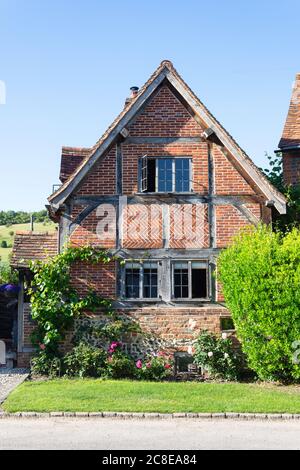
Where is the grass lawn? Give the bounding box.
[3,379,300,414]
[0,222,56,264]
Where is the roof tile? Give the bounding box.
[279,73,300,148]
[11,232,58,268]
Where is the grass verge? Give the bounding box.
[3,379,300,414]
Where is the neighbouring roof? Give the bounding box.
[60,147,91,183]
[48,60,286,214]
[11,232,58,268]
[279,73,300,149]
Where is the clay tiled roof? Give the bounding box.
[60,147,91,183]
[11,232,58,268]
[279,74,300,149]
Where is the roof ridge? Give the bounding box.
[15,231,57,236]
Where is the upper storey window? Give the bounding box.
[140,156,191,193]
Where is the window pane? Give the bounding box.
[182,286,189,298]
[143,264,158,298]
[125,262,140,269]
[174,285,181,298]
[192,261,207,269]
[143,286,150,298]
[125,265,140,298]
[192,268,207,298]
[175,159,190,192]
[174,265,189,298]
[174,262,188,269]
[144,262,158,269]
[182,272,189,285]
[158,159,173,192]
[151,286,158,298]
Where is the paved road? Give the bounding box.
[1,417,300,449]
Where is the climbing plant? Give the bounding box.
[29,246,118,354]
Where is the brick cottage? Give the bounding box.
[10,61,290,368]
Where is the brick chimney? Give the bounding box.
[124,86,139,108]
[277,73,300,186]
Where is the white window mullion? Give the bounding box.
[172,158,175,192]
[139,264,143,299]
[188,261,192,299]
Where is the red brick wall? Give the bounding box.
[23,303,35,349]
[216,203,261,248]
[76,146,116,195]
[70,206,116,249]
[169,203,209,248]
[283,153,300,186]
[119,306,230,352]
[129,85,204,137]
[70,260,116,299]
[122,204,163,249]
[213,145,255,195]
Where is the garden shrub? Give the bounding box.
[31,350,63,378]
[64,342,107,378]
[106,352,137,379]
[137,352,174,381]
[193,330,241,381]
[218,225,300,383]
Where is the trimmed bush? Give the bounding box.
[193,331,241,381]
[218,225,300,383]
[64,342,107,378]
[106,351,137,379]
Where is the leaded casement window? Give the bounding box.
[140,156,192,193]
[124,261,159,299]
[172,260,208,300]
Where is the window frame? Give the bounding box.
[122,260,160,301]
[139,156,192,193]
[171,260,209,301]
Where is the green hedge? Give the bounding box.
[218,225,300,383]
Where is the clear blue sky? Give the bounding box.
[0,0,299,211]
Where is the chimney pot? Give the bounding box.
[130,86,139,97]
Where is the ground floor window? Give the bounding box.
[125,261,158,299]
[123,259,210,301]
[172,261,208,300]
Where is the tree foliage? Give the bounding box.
[218,225,300,383]
[0,209,50,226]
[262,153,300,230]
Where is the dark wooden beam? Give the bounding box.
[125,137,203,144]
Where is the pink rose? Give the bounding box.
[164,363,171,369]
[146,362,152,368]
[39,343,46,350]
[108,341,122,354]
[136,359,142,369]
